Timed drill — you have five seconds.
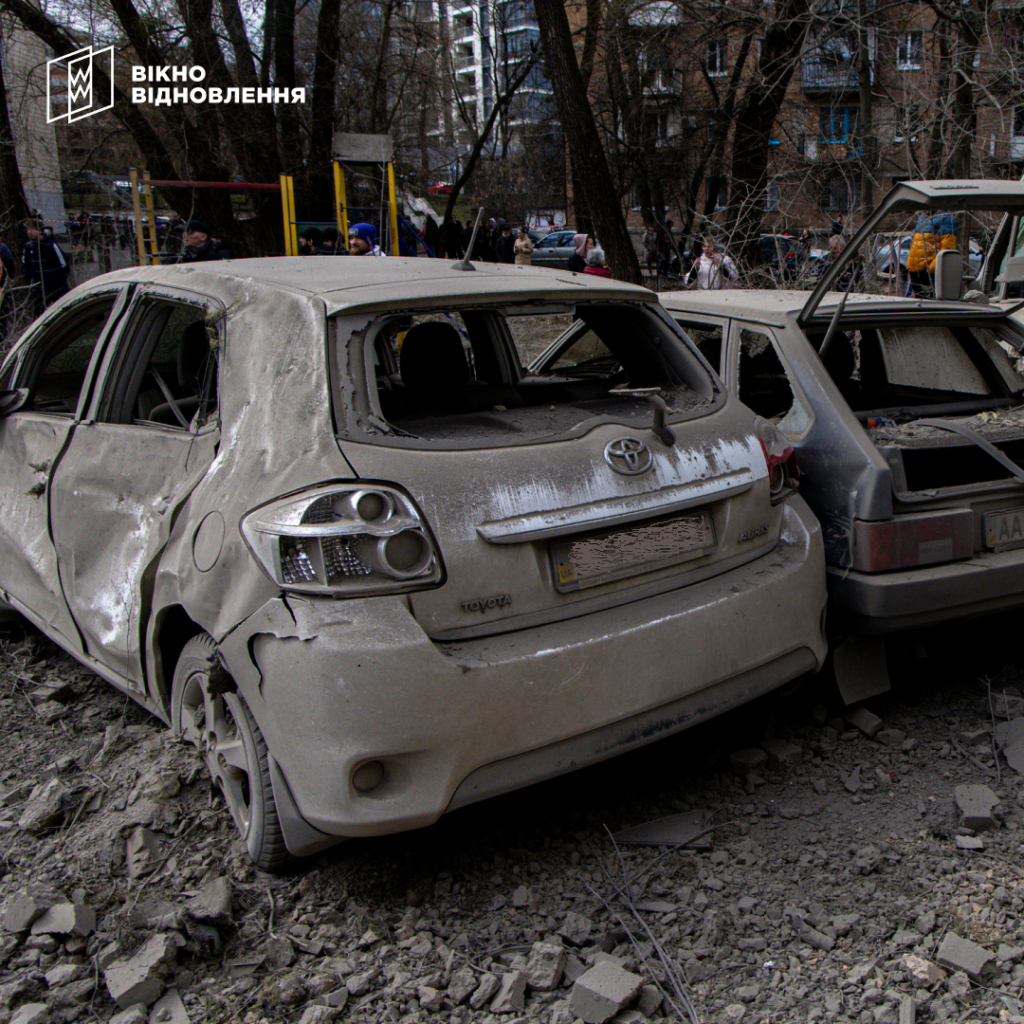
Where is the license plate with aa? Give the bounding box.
[985,506,1024,552]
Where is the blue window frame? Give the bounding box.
[820,107,857,144]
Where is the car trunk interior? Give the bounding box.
[809,320,1024,494]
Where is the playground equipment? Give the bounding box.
[332,133,399,257]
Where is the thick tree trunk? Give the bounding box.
[725,1,807,269]
[857,0,874,218]
[305,0,342,221]
[534,0,641,283]
[0,55,31,248]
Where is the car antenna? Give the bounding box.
[452,207,485,271]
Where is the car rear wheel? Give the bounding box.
[171,633,289,871]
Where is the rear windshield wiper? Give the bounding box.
[915,418,1024,486]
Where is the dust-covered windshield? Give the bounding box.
[347,301,715,446]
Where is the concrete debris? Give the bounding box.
[954,783,1000,831]
[637,984,663,1017]
[899,992,916,1024]
[126,826,162,878]
[110,1007,149,1024]
[569,962,643,1024]
[297,1007,342,1024]
[611,810,713,848]
[469,972,500,1009]
[845,706,883,738]
[417,985,444,1011]
[946,971,971,997]
[936,932,995,979]
[524,940,566,990]
[184,876,233,925]
[3,891,50,933]
[8,1004,48,1024]
[852,844,882,874]
[104,933,178,1007]
[447,966,477,1005]
[149,987,189,1023]
[843,766,862,793]
[17,778,79,834]
[0,782,33,807]
[558,910,593,945]
[490,970,526,1013]
[30,901,95,936]
[995,717,1024,775]
[729,748,768,772]
[902,953,946,987]
[955,834,984,850]
[757,738,802,765]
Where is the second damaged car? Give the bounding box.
[660,180,1024,646]
[0,257,825,868]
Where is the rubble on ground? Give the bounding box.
[1,620,1024,1022]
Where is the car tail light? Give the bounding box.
[241,483,445,596]
[852,508,973,573]
[754,416,799,504]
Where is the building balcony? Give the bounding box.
[801,58,869,93]
[642,71,678,96]
[455,53,477,70]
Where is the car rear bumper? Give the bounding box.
[221,498,826,852]
[827,546,1024,633]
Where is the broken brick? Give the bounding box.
[845,707,882,738]
[104,932,177,1007]
[936,933,994,980]
[954,784,1000,832]
[30,902,95,937]
[569,962,643,1024]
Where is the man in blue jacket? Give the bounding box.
[22,223,70,316]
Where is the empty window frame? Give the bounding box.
[706,39,727,77]
[896,30,922,70]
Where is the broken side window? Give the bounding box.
[18,294,119,416]
[675,321,723,373]
[101,298,218,429]
[738,327,797,424]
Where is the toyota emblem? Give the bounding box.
[604,437,653,475]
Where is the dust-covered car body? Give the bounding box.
[0,257,826,865]
[662,180,1024,636]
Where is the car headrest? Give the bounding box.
[400,321,470,391]
[178,320,210,390]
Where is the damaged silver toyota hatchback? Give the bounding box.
[0,258,826,868]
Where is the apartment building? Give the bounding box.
[589,0,1024,234]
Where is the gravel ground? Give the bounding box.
[1,614,1023,1024]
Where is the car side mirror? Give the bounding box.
[0,389,29,417]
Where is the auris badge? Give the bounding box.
[604,437,653,476]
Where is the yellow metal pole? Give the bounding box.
[142,171,158,264]
[287,177,299,257]
[386,161,399,257]
[333,161,348,239]
[129,168,147,267]
[280,174,293,255]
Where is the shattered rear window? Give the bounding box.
[351,302,714,446]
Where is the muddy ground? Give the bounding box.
[1,614,1023,1024]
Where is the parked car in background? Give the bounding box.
[660,181,1024,660]
[0,256,826,869]
[872,234,985,283]
[427,181,453,195]
[530,229,590,268]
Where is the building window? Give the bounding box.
[820,175,858,212]
[896,30,922,70]
[893,105,919,143]
[645,110,669,142]
[766,180,780,212]
[706,39,728,77]
[820,107,857,144]
[1014,106,1024,139]
[707,179,728,211]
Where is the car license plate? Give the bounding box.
[985,507,1024,552]
[551,510,715,592]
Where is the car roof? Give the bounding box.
[87,256,655,314]
[659,289,904,326]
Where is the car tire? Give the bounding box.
[171,633,290,872]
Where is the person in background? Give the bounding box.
[567,233,594,272]
[178,221,231,262]
[22,221,70,314]
[583,248,611,278]
[315,227,342,254]
[685,238,738,290]
[642,224,659,274]
[298,227,321,255]
[495,223,516,264]
[831,214,845,237]
[514,228,533,266]
[446,220,464,259]
[658,219,675,276]
[348,222,383,256]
